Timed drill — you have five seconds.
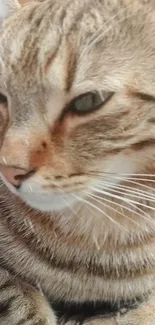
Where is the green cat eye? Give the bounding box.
[68,91,113,115]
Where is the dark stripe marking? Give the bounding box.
[52,297,144,324]
[0,297,15,315]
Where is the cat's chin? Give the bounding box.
[19,191,78,212]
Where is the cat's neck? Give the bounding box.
[9,189,155,250]
[2,186,155,301]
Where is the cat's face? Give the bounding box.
[0,0,155,212]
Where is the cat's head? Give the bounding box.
[0,0,155,213]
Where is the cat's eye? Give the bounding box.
[0,93,7,105]
[68,91,113,115]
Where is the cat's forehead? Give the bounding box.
[0,0,136,67]
[0,0,154,101]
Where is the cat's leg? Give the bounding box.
[0,267,57,325]
[64,294,155,325]
[113,294,155,325]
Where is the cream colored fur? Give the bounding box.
[0,0,155,324]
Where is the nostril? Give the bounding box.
[14,169,36,182]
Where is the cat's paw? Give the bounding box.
[0,268,57,325]
[30,288,57,325]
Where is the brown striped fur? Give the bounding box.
[0,0,155,324]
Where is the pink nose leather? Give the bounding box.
[0,165,28,188]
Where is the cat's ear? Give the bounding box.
[0,0,20,23]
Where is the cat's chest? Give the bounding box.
[0,206,155,302]
[1,223,154,303]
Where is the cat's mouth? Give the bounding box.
[18,174,88,212]
[1,173,79,212]
[0,165,82,212]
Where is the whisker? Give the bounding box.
[88,172,155,196]
[92,186,155,212]
[112,176,155,183]
[28,184,33,193]
[86,191,152,224]
[89,171,155,177]
[97,180,155,200]
[72,193,128,233]
[85,191,147,231]
[89,186,155,223]
[88,173,155,196]
[88,189,155,229]
[2,156,7,165]
[93,234,100,251]
[55,186,81,219]
[104,177,155,197]
[97,182,155,202]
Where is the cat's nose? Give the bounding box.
[0,165,34,188]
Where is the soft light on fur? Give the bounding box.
[0,0,155,324]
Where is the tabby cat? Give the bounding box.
[0,0,155,324]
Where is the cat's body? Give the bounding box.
[1,183,155,325]
[0,0,155,324]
